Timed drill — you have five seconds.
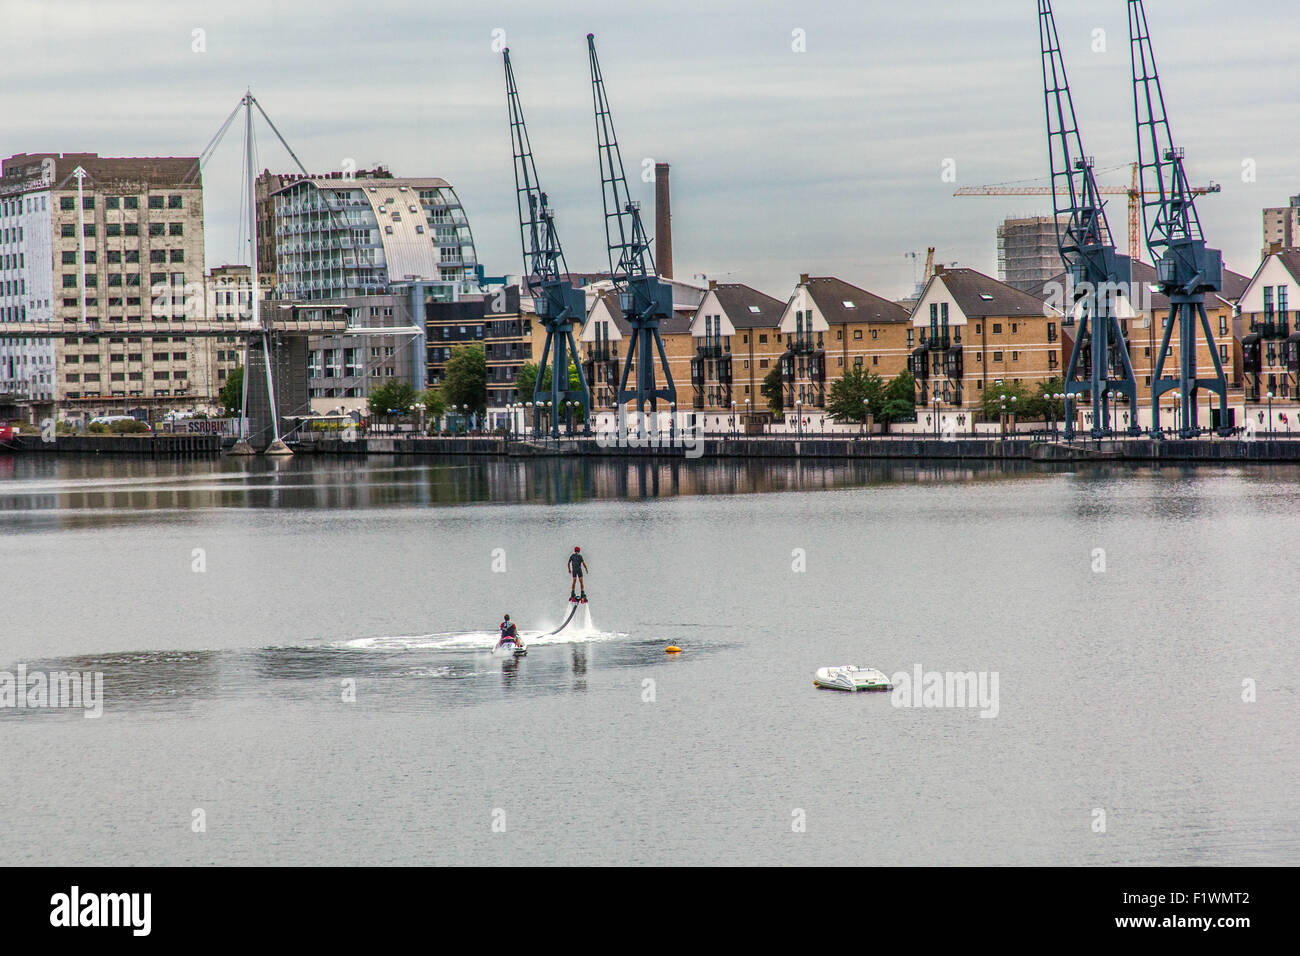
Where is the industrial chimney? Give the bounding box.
[654,162,673,280]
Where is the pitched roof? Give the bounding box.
[804,276,909,325]
[933,267,1054,318]
[1039,260,1252,312]
[707,283,785,328]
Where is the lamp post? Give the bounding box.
[999,393,1007,439]
[1009,395,1017,438]
[862,398,869,438]
[669,401,677,443]
[796,399,803,438]
[744,398,750,439]
[731,400,737,438]
[1268,390,1275,437]
[932,394,941,438]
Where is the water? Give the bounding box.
[1,453,1296,865]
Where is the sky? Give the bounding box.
[2,0,1297,301]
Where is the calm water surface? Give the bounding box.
[1,453,1297,865]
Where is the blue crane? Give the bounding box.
[1039,0,1139,439]
[1129,0,1229,437]
[587,33,677,420]
[503,47,593,437]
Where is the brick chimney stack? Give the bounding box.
[654,162,673,280]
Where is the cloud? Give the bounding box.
[2,0,1295,300]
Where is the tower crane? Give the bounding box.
[503,48,593,437]
[1039,0,1137,438]
[953,163,1219,263]
[587,33,676,420]
[1129,0,1229,436]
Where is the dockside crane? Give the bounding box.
[503,49,593,437]
[1129,0,1229,436]
[1039,0,1138,438]
[587,33,676,421]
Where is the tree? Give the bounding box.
[879,370,916,424]
[419,387,446,422]
[826,366,885,423]
[1033,377,1065,422]
[441,344,487,417]
[760,366,785,415]
[515,360,582,401]
[219,366,243,416]
[368,380,417,416]
[979,380,1034,421]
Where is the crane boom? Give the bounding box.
[587,33,676,418]
[1038,0,1138,438]
[503,48,592,437]
[1128,0,1229,436]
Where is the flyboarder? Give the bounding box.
[568,546,588,603]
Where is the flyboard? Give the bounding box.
[547,594,587,637]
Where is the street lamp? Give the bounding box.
[731,400,737,438]
[1268,390,1275,436]
[932,393,941,438]
[744,398,750,439]
[796,399,803,438]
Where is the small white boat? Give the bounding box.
[814,665,892,692]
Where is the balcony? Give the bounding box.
[696,340,728,359]
[717,355,733,385]
[909,347,929,379]
[788,333,819,355]
[943,347,963,377]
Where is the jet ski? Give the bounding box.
[495,637,526,657]
[813,665,891,692]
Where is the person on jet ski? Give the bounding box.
[568,546,588,602]
[497,613,522,650]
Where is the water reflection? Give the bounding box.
[0,639,703,717]
[0,452,1077,519]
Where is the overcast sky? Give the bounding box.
[3,0,1296,300]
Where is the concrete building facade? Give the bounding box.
[0,151,213,417]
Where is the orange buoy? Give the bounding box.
[665,646,682,654]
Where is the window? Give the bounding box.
[1219,345,1228,363]
[169,222,183,236]
[992,323,1002,334]
[975,323,981,334]
[1011,351,1019,362]
[169,249,184,263]
[148,196,163,210]
[168,195,182,209]
[759,334,768,344]
[149,222,164,237]
[124,223,139,237]
[105,196,120,209]
[61,223,75,237]
[853,329,862,340]
[106,223,121,237]
[993,351,1003,361]
[83,224,95,236]
[60,196,74,210]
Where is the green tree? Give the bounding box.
[219,366,243,417]
[515,360,582,401]
[826,366,885,423]
[979,380,1034,421]
[419,387,446,422]
[441,344,487,417]
[368,380,417,416]
[879,370,917,423]
[760,366,785,415]
[1033,377,1065,422]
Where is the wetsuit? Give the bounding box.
[499,621,518,647]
